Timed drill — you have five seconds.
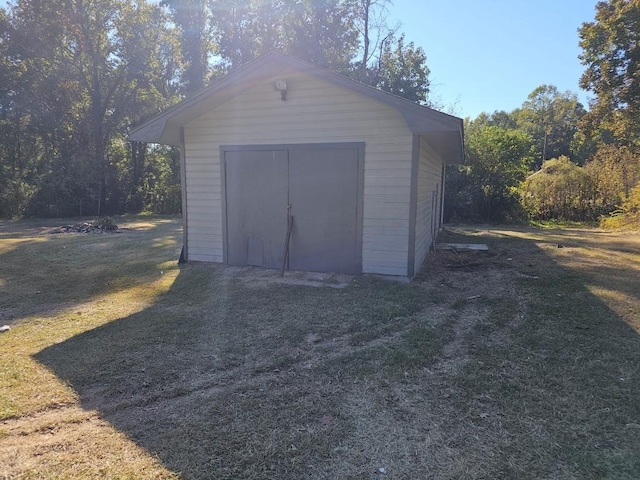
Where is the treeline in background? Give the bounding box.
[446,0,640,228]
[0,0,432,218]
[1,0,639,229]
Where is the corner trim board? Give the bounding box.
[180,127,188,261]
[220,146,228,264]
[407,134,420,278]
[440,163,446,228]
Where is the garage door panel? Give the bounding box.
[225,150,288,268]
[224,145,362,275]
[288,148,359,274]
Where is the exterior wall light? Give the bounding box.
[274,79,288,101]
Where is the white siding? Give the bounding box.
[414,136,444,274]
[183,71,414,275]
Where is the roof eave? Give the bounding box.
[128,51,465,164]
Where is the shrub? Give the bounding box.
[600,184,640,229]
[522,156,597,221]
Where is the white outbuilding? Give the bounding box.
[130,52,464,278]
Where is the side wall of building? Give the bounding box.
[414,136,444,274]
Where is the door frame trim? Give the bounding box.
[220,142,365,273]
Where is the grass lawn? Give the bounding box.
[1,216,639,479]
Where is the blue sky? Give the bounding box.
[390,0,598,118]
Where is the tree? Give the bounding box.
[210,0,359,72]
[447,121,535,222]
[2,0,176,217]
[584,144,640,213]
[0,7,23,217]
[352,0,397,75]
[486,110,519,130]
[579,0,640,145]
[1,0,87,216]
[162,0,210,93]
[208,1,430,104]
[365,33,430,104]
[469,110,518,130]
[515,85,587,166]
[600,183,640,228]
[1,0,438,219]
[281,0,360,71]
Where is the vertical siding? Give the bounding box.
[184,71,414,275]
[414,136,444,274]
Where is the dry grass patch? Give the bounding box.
[2,405,177,479]
[1,218,639,479]
[1,216,182,478]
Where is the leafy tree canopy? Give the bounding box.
[363,33,430,104]
[0,0,178,217]
[515,85,587,165]
[579,0,640,145]
[448,121,535,222]
[161,0,210,93]
[210,0,360,74]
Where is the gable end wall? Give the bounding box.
[183,72,414,276]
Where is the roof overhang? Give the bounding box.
[129,52,465,164]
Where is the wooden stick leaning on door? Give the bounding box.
[280,204,293,277]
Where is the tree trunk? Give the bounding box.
[361,0,370,74]
[129,140,147,211]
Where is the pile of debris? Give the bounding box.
[47,217,120,234]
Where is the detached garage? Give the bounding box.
[129,52,464,278]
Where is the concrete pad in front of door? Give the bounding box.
[218,265,354,288]
[436,243,489,252]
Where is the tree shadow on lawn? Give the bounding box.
[448,236,640,478]
[0,220,182,325]
[34,231,640,479]
[443,224,640,308]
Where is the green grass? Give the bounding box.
[1,217,639,479]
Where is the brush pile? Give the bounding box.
[47,217,120,234]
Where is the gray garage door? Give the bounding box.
[223,144,362,274]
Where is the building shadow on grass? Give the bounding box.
[34,229,640,479]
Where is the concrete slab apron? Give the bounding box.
[219,265,354,288]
